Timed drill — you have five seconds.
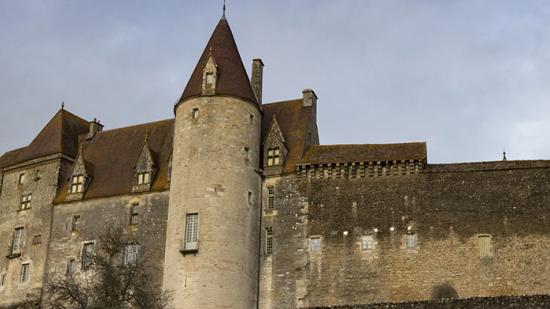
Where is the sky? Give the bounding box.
[1,1,550,163]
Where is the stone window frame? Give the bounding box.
[66,258,76,276]
[0,272,6,287]
[18,173,25,185]
[266,147,281,166]
[181,212,199,253]
[19,193,32,211]
[81,242,95,271]
[192,108,199,120]
[405,233,418,251]
[309,235,322,252]
[137,171,151,185]
[266,186,275,211]
[265,227,273,256]
[10,226,24,257]
[478,234,492,258]
[71,215,80,233]
[130,204,139,225]
[69,175,86,194]
[361,235,375,251]
[123,243,140,266]
[20,262,30,283]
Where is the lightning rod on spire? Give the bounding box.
[222,0,226,19]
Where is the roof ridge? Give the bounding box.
[263,98,302,106]
[93,118,174,136]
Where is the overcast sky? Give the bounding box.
[1,1,550,163]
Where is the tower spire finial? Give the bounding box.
[503,149,507,161]
[222,0,226,19]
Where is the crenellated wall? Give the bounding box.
[260,160,550,308]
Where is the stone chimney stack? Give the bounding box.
[251,58,264,104]
[86,118,104,140]
[302,89,317,107]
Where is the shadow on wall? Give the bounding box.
[431,283,458,299]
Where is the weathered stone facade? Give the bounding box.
[1,14,550,309]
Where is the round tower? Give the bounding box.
[163,17,262,308]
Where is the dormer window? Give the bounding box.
[202,54,218,95]
[267,147,281,166]
[206,72,215,86]
[137,172,151,185]
[70,175,86,194]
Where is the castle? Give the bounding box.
[2,14,550,309]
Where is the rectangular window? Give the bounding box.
[244,147,250,160]
[130,204,139,225]
[124,244,140,266]
[20,194,32,210]
[361,235,374,251]
[309,236,321,252]
[12,227,23,254]
[66,258,76,276]
[265,227,273,255]
[405,234,417,250]
[266,148,281,166]
[267,187,274,210]
[192,108,199,119]
[72,215,80,232]
[479,235,492,258]
[18,173,25,184]
[81,243,94,270]
[20,263,29,283]
[184,213,199,251]
[70,175,85,193]
[137,172,151,185]
[206,72,215,85]
[0,273,6,286]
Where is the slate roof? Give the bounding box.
[0,108,89,169]
[300,143,427,165]
[262,99,315,173]
[178,18,258,106]
[54,119,174,203]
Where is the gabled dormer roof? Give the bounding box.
[0,108,89,168]
[177,18,258,106]
[134,132,158,172]
[266,115,286,145]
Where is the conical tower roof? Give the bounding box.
[177,18,258,106]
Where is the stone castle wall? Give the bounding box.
[260,161,550,308]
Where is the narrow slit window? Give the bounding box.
[66,258,76,276]
[130,204,139,225]
[265,227,273,255]
[192,108,199,119]
[20,263,30,283]
[18,173,25,184]
[0,273,6,286]
[72,215,80,232]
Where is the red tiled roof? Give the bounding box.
[0,109,89,169]
[262,99,314,173]
[178,18,258,106]
[55,119,174,203]
[300,143,427,165]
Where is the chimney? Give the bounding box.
[86,118,104,140]
[302,89,317,107]
[251,58,264,104]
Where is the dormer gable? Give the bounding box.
[263,116,288,175]
[66,145,93,201]
[202,53,218,95]
[131,133,158,193]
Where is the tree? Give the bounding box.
[45,227,170,309]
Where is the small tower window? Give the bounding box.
[183,213,199,252]
[405,233,417,250]
[265,227,273,255]
[0,273,6,286]
[20,194,32,210]
[70,175,86,193]
[309,236,321,252]
[206,72,215,86]
[267,147,281,166]
[20,263,30,283]
[130,204,139,225]
[81,243,94,271]
[192,108,199,119]
[137,172,151,185]
[71,215,80,232]
[18,173,25,184]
